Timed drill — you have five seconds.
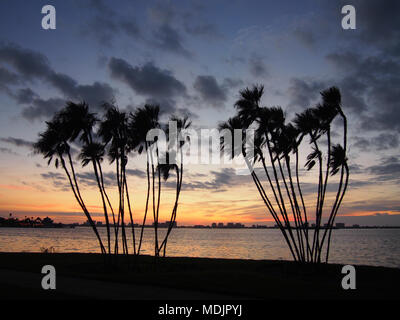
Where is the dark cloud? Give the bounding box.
[326,51,400,131]
[0,147,18,155]
[152,24,192,58]
[353,134,399,152]
[109,58,186,99]
[293,28,316,48]
[249,56,268,78]
[0,66,21,85]
[0,137,34,148]
[0,43,116,111]
[346,0,400,56]
[13,88,38,104]
[0,43,52,79]
[193,75,227,107]
[41,168,146,191]
[125,168,146,178]
[287,78,326,110]
[80,0,141,46]
[21,97,65,121]
[368,157,400,182]
[148,1,176,25]
[222,78,244,89]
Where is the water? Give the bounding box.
[0,227,399,268]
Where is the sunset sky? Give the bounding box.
[0,0,399,226]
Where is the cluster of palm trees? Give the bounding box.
[34,84,348,264]
[220,85,349,263]
[34,101,191,259]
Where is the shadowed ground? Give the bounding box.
[0,252,399,299]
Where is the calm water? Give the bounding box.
[0,227,399,268]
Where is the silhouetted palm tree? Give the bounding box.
[79,141,112,254]
[128,104,160,256]
[34,115,106,254]
[158,115,192,256]
[222,85,349,263]
[99,104,130,255]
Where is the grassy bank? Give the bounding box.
[0,252,399,299]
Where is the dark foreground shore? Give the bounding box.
[0,252,399,300]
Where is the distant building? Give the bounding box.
[153,221,177,228]
[96,221,103,226]
[211,223,217,228]
[217,222,224,228]
[336,222,345,228]
[352,224,360,228]
[227,222,235,228]
[234,223,244,228]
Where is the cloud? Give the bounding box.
[0,137,33,148]
[193,75,227,107]
[0,147,18,155]
[287,78,326,110]
[347,0,400,56]
[353,134,399,151]
[80,0,141,46]
[0,43,116,110]
[125,168,146,179]
[0,66,21,85]
[326,51,400,131]
[41,167,146,191]
[0,43,52,79]
[109,58,186,99]
[13,88,39,104]
[249,56,268,78]
[368,157,400,182]
[184,22,220,39]
[21,97,66,121]
[152,24,192,58]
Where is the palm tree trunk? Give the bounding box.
[250,163,297,261]
[285,155,308,262]
[92,160,111,254]
[60,155,105,254]
[120,157,128,255]
[156,148,162,255]
[325,163,349,262]
[277,157,305,261]
[294,144,312,261]
[310,137,323,262]
[137,147,151,255]
[148,145,159,256]
[160,166,180,257]
[124,170,136,255]
[97,160,117,253]
[114,158,121,255]
[265,138,301,261]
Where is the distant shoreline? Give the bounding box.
[1,225,400,229]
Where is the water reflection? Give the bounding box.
[0,227,399,268]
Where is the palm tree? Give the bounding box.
[79,141,112,254]
[34,116,106,254]
[98,104,130,255]
[158,115,192,257]
[59,102,114,255]
[221,85,349,263]
[128,104,160,256]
